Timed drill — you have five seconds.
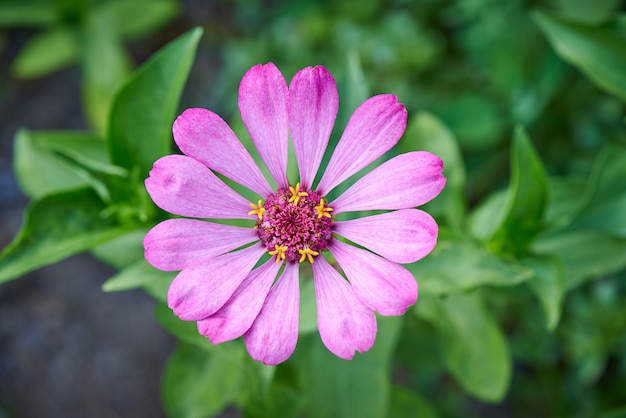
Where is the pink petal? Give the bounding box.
[333,209,438,263]
[144,219,258,271]
[288,65,338,189]
[330,151,446,213]
[145,154,251,219]
[245,262,300,365]
[239,63,289,188]
[167,244,266,321]
[173,108,273,196]
[316,94,407,195]
[328,240,417,316]
[197,259,281,344]
[312,256,377,359]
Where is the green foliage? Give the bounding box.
[2,28,204,283]
[297,316,403,418]
[402,112,466,229]
[411,229,532,296]
[14,129,111,199]
[489,126,550,254]
[0,188,132,283]
[533,9,626,102]
[161,342,244,418]
[107,27,202,175]
[101,258,175,294]
[3,0,626,416]
[3,0,180,132]
[417,292,511,402]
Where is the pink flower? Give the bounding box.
[144,63,446,365]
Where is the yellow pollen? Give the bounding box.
[247,200,265,219]
[298,247,319,263]
[268,244,288,263]
[288,183,308,206]
[315,198,334,219]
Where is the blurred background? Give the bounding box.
[1,0,626,417]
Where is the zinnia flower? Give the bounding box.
[144,63,446,365]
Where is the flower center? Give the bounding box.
[250,183,333,263]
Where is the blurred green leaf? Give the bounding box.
[524,256,566,331]
[389,385,438,418]
[102,258,174,292]
[568,143,626,236]
[433,94,505,151]
[300,315,403,418]
[544,177,587,228]
[80,12,132,133]
[489,126,549,253]
[548,0,623,25]
[402,112,466,228]
[155,302,215,351]
[243,383,303,418]
[11,27,77,78]
[99,0,180,40]
[107,26,202,174]
[468,188,508,242]
[533,10,626,102]
[0,0,57,26]
[0,188,132,283]
[416,292,511,402]
[532,230,626,289]
[161,342,243,418]
[91,227,149,268]
[298,273,317,335]
[411,229,532,296]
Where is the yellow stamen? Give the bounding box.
[268,244,288,264]
[298,247,319,263]
[288,182,308,206]
[247,200,265,219]
[315,198,334,219]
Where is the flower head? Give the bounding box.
[144,63,446,365]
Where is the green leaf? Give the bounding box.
[98,0,180,40]
[91,227,149,268]
[433,93,505,151]
[544,177,587,229]
[568,143,626,236]
[154,302,215,351]
[416,292,511,402]
[468,188,508,242]
[389,386,438,418]
[489,126,549,253]
[80,12,132,133]
[157,304,274,415]
[298,272,318,335]
[243,383,303,418]
[402,112,466,228]
[523,256,566,331]
[0,188,131,283]
[300,315,403,418]
[533,10,626,102]
[532,230,626,289]
[409,229,532,296]
[11,27,77,78]
[14,130,97,198]
[14,129,128,204]
[0,0,56,26]
[107,26,203,174]
[161,342,244,418]
[548,0,623,25]
[102,258,175,293]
